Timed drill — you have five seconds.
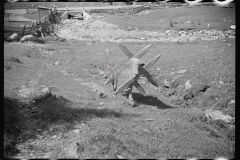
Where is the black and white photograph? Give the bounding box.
[4,1,235,159]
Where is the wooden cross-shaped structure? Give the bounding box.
[104,43,161,104]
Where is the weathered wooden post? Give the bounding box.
[21,24,26,38]
[7,13,12,34]
[38,7,40,20]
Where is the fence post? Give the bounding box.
[38,8,40,20]
[7,13,12,34]
[22,24,26,37]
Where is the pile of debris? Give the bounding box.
[5,7,62,43]
[34,7,61,37]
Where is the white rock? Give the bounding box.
[177,69,187,74]
[7,33,20,42]
[52,135,58,139]
[205,109,233,123]
[164,79,171,88]
[20,35,37,43]
[117,154,125,159]
[228,100,235,105]
[219,80,224,85]
[73,129,80,134]
[185,80,192,90]
[165,30,171,34]
[55,61,60,65]
[230,25,236,30]
[99,102,104,106]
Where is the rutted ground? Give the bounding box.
[4,4,235,159]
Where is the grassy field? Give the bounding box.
[4,3,235,159]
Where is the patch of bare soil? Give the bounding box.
[4,4,235,159]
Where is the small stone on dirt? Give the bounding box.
[230,25,236,30]
[73,129,80,134]
[205,109,233,124]
[117,154,125,159]
[99,102,104,106]
[228,100,235,105]
[164,79,171,88]
[52,135,58,139]
[185,80,192,90]
[58,142,80,158]
[219,80,224,85]
[99,92,107,98]
[177,69,187,74]
[55,61,60,65]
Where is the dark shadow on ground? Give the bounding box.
[34,39,46,44]
[4,95,139,157]
[132,93,176,109]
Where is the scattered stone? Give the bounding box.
[73,129,80,134]
[219,80,224,85]
[140,37,145,40]
[99,102,104,106]
[52,135,58,139]
[18,85,51,101]
[185,80,192,90]
[125,27,135,31]
[157,68,161,70]
[58,142,81,158]
[205,109,233,124]
[228,100,235,105]
[99,92,107,98]
[20,34,37,43]
[7,33,20,42]
[177,69,187,74]
[37,129,42,132]
[230,25,236,30]
[165,30,171,34]
[55,61,60,65]
[117,154,125,159]
[164,79,171,88]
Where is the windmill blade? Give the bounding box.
[118,43,133,58]
[104,76,112,85]
[114,76,135,95]
[143,54,161,70]
[133,81,147,96]
[142,70,159,87]
[134,44,152,59]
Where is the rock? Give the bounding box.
[230,25,236,30]
[99,92,107,98]
[55,61,60,65]
[140,37,145,40]
[219,80,224,85]
[205,109,233,124]
[73,129,80,134]
[7,33,20,42]
[117,154,125,159]
[58,142,81,158]
[18,85,51,101]
[228,100,235,105]
[125,27,135,31]
[99,102,104,106]
[98,70,105,76]
[185,80,192,90]
[165,30,171,34]
[177,69,187,74]
[164,79,171,88]
[52,135,58,139]
[20,35,37,43]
